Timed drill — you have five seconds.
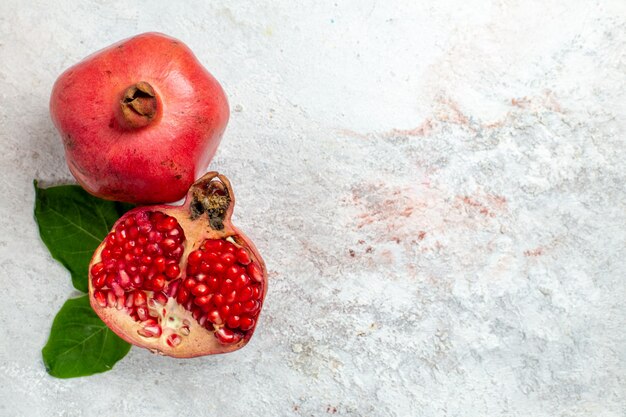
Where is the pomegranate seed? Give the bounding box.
[198,314,208,326]
[188,250,203,265]
[191,284,209,297]
[170,246,183,259]
[166,279,181,297]
[148,231,163,243]
[195,273,208,283]
[166,334,182,347]
[153,291,168,306]
[138,321,161,337]
[226,265,242,280]
[231,302,242,315]
[219,305,231,319]
[234,274,250,290]
[239,316,255,331]
[138,222,152,234]
[224,290,237,304]
[124,217,135,227]
[194,295,212,307]
[177,288,190,304]
[123,240,136,252]
[93,274,106,288]
[131,274,144,287]
[183,278,197,290]
[226,315,240,328]
[208,309,222,324]
[247,263,263,282]
[116,228,127,243]
[213,294,225,306]
[93,291,107,307]
[107,291,117,307]
[134,291,147,306]
[220,252,236,266]
[128,226,139,239]
[116,295,125,310]
[203,239,223,251]
[224,242,237,253]
[152,275,166,291]
[236,247,251,265]
[238,286,253,302]
[200,261,211,273]
[141,255,152,265]
[215,327,241,344]
[136,306,149,321]
[242,300,259,313]
[101,249,112,260]
[165,264,180,279]
[207,276,219,291]
[154,256,166,272]
[119,270,131,288]
[111,281,124,297]
[125,292,134,308]
[180,326,190,336]
[157,216,178,231]
[220,278,234,293]
[192,308,203,320]
[161,238,177,252]
[252,286,261,299]
[212,262,225,275]
[204,251,220,263]
[105,273,116,287]
[91,262,105,277]
[145,243,159,254]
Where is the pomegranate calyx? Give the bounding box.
[189,173,232,230]
[119,81,158,128]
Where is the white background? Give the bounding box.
[0,1,624,416]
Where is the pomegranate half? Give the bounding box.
[50,32,229,204]
[88,172,267,357]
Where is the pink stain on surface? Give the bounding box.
[347,180,508,252]
[524,247,544,257]
[338,91,565,141]
[455,194,508,218]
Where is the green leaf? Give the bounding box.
[33,181,134,292]
[42,295,131,378]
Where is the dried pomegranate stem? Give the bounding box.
[119,81,158,128]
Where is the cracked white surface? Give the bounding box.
[0,1,625,416]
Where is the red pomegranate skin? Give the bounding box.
[50,32,229,204]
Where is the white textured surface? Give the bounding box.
[0,1,625,416]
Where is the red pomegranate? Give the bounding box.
[88,172,267,357]
[50,32,229,204]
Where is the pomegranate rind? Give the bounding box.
[88,172,267,358]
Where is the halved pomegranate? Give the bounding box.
[88,172,267,357]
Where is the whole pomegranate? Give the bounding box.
[88,172,266,357]
[50,32,229,204]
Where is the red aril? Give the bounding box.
[50,32,229,204]
[88,172,267,357]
